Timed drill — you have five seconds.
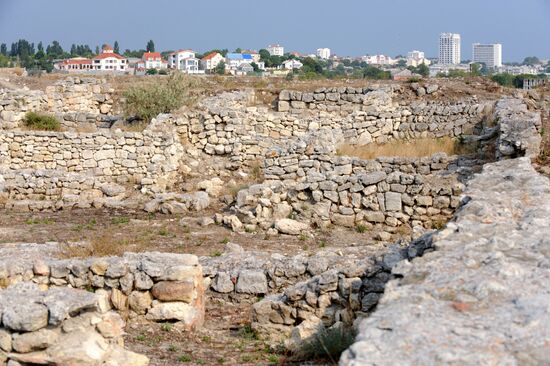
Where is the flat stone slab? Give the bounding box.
[340,158,550,365]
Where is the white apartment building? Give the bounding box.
[201,52,225,72]
[472,43,502,68]
[317,48,331,59]
[439,33,461,65]
[267,44,284,56]
[168,50,196,69]
[142,52,168,70]
[362,54,395,65]
[406,50,431,67]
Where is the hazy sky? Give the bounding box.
[0,0,548,61]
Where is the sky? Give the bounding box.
[0,0,549,62]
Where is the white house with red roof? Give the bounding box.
[92,45,128,72]
[54,57,93,72]
[200,52,224,72]
[141,52,168,70]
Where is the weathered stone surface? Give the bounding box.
[2,303,48,332]
[236,271,268,294]
[151,281,194,302]
[128,291,153,315]
[340,158,550,365]
[146,302,198,323]
[12,329,59,353]
[274,219,309,235]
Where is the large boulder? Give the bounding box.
[274,219,309,235]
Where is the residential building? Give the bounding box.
[225,53,254,70]
[168,50,196,69]
[317,48,331,60]
[242,50,261,63]
[282,59,303,70]
[439,33,461,65]
[201,52,225,72]
[406,50,431,67]
[429,63,469,77]
[362,54,395,65]
[142,52,168,70]
[180,57,202,74]
[54,57,93,72]
[267,44,284,56]
[91,45,127,72]
[472,43,502,68]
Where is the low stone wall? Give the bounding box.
[0,117,184,209]
[0,77,117,130]
[0,252,205,330]
[225,127,476,233]
[0,283,149,365]
[174,87,493,166]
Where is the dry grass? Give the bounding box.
[58,232,146,259]
[337,137,477,159]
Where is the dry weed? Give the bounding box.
[337,137,476,159]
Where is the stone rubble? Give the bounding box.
[0,282,149,366]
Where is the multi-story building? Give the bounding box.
[406,50,431,67]
[472,43,502,68]
[142,52,168,70]
[439,33,461,65]
[168,50,196,69]
[362,54,395,65]
[201,52,225,72]
[266,44,284,56]
[92,45,128,71]
[316,48,331,60]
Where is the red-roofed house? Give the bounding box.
[200,52,224,72]
[54,57,93,72]
[92,45,128,72]
[142,52,168,70]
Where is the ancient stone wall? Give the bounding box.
[0,283,149,365]
[250,98,547,356]
[174,88,493,165]
[0,77,117,130]
[0,117,184,210]
[0,252,205,330]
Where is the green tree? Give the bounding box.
[146,40,155,52]
[396,59,407,67]
[0,54,9,67]
[0,44,6,56]
[70,44,77,56]
[95,45,100,55]
[470,63,481,76]
[522,56,540,66]
[215,61,226,75]
[114,41,120,54]
[235,48,242,53]
[46,41,64,58]
[37,42,43,53]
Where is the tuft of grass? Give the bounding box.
[337,137,476,160]
[111,216,130,225]
[217,356,226,364]
[355,224,369,233]
[220,237,230,244]
[290,325,357,363]
[267,354,279,364]
[178,354,192,362]
[168,344,178,352]
[318,240,327,248]
[23,111,61,131]
[135,334,146,342]
[210,250,222,257]
[298,233,308,241]
[161,323,173,332]
[238,324,259,341]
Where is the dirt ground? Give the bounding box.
[0,208,386,366]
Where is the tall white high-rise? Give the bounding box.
[472,43,502,68]
[316,48,331,59]
[439,33,461,65]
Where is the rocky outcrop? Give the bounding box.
[340,157,550,365]
[0,282,148,365]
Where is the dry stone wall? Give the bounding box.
[0,77,117,130]
[0,116,184,210]
[0,283,149,366]
[174,88,493,166]
[0,252,205,330]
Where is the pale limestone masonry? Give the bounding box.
[0,283,149,365]
[0,117,184,210]
[247,98,548,358]
[0,252,205,330]
[173,88,494,166]
[0,77,116,130]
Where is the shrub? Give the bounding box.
[123,73,198,122]
[291,325,357,363]
[23,112,61,131]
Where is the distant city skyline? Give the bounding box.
[0,0,549,62]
